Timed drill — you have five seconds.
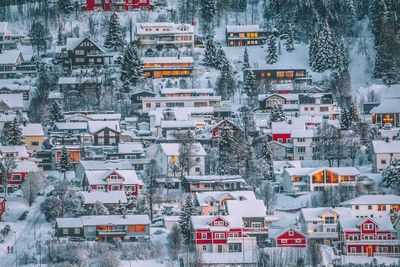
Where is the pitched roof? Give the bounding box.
[66,37,106,54]
[21,123,44,136]
[14,160,39,172]
[85,169,142,186]
[226,25,262,33]
[0,94,23,109]
[80,191,127,205]
[87,120,120,133]
[54,122,88,131]
[372,140,400,154]
[0,145,29,158]
[340,195,400,206]
[79,159,134,171]
[190,215,243,229]
[370,98,400,114]
[195,191,256,205]
[117,142,143,154]
[340,217,395,232]
[159,142,206,156]
[184,175,244,183]
[285,167,360,176]
[226,199,266,218]
[300,207,352,222]
[0,50,22,64]
[57,215,150,228]
[136,22,194,35]
[268,227,306,239]
[142,57,194,64]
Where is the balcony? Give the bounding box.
[243,227,268,234]
[97,229,127,236]
[227,236,257,244]
[308,232,338,239]
[345,239,400,245]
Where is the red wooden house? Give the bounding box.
[0,198,6,221]
[339,217,400,257]
[269,227,307,248]
[0,160,40,192]
[85,0,151,11]
[191,215,257,253]
[82,169,143,196]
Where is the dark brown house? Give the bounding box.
[88,121,121,146]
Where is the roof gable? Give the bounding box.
[208,216,230,227]
[276,227,307,239]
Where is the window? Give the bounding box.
[297,138,305,142]
[355,205,359,210]
[324,216,335,224]
[215,233,225,239]
[377,204,386,211]
[281,239,287,243]
[304,107,309,111]
[202,245,207,251]
[74,50,84,55]
[351,247,356,253]
[11,175,21,181]
[368,205,372,210]
[195,167,200,172]
[145,103,151,108]
[381,159,386,164]
[74,228,80,234]
[310,107,314,111]
[63,228,68,235]
[295,239,302,243]
[251,222,262,228]
[31,141,39,146]
[296,147,306,153]
[363,223,373,230]
[320,106,329,112]
[277,138,283,143]
[201,233,207,239]
[277,72,285,78]
[288,230,294,236]
[155,103,160,108]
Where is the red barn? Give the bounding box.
[85,0,151,11]
[269,227,307,248]
[339,217,400,257]
[0,198,5,221]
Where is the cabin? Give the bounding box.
[85,0,151,11]
[225,25,267,46]
[130,90,156,111]
[339,217,400,257]
[268,227,307,248]
[211,119,240,140]
[21,123,45,152]
[142,57,194,78]
[136,23,194,50]
[253,68,311,85]
[0,84,30,103]
[55,215,151,241]
[57,37,112,71]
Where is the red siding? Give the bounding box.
[85,0,151,11]
[276,229,307,248]
[272,133,291,143]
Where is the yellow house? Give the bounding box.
[21,123,45,152]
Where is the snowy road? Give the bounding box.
[0,195,51,266]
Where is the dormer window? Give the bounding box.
[110,175,118,180]
[214,221,224,226]
[288,230,294,236]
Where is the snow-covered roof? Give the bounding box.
[268,227,305,239]
[339,195,400,206]
[191,215,243,229]
[58,76,99,85]
[184,175,244,183]
[14,160,39,172]
[291,129,314,138]
[340,217,395,232]
[21,123,44,136]
[160,88,214,95]
[136,22,194,35]
[160,120,196,129]
[118,142,143,154]
[80,159,134,171]
[0,94,23,109]
[159,142,206,156]
[66,37,106,54]
[0,145,29,158]
[0,84,30,91]
[56,217,83,228]
[54,122,88,131]
[80,191,127,205]
[273,160,302,175]
[372,140,400,154]
[226,25,263,33]
[258,93,299,102]
[85,169,142,185]
[88,113,121,121]
[195,190,256,205]
[0,22,8,35]
[87,120,120,133]
[226,199,266,218]
[370,98,400,114]
[142,57,194,64]
[300,207,352,222]
[0,50,21,65]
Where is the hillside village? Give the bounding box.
[0,0,399,266]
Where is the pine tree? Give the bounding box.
[285,24,294,52]
[266,34,278,64]
[58,0,74,14]
[340,104,360,130]
[332,37,349,72]
[216,59,235,100]
[218,127,239,175]
[179,195,197,246]
[203,37,217,67]
[382,159,400,194]
[200,0,215,34]
[310,20,335,72]
[259,137,274,180]
[121,43,143,92]
[91,201,109,215]
[270,104,286,123]
[49,101,64,126]
[104,13,124,51]
[5,117,23,146]
[243,68,257,100]
[243,47,251,78]
[58,146,71,180]
[215,46,227,69]
[167,224,182,260]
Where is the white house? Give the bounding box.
[299,207,353,244]
[142,95,221,113]
[339,195,400,218]
[153,143,206,177]
[371,139,400,172]
[282,166,360,194]
[298,93,340,120]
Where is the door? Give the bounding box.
[217,245,222,253]
[367,246,373,257]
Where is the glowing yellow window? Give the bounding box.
[285,71,294,77]
[267,72,271,77]
[239,33,245,38]
[229,41,234,46]
[277,72,285,77]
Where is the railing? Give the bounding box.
[227,236,257,243]
[97,229,127,236]
[243,227,268,234]
[345,239,400,245]
[346,252,400,257]
[308,232,338,239]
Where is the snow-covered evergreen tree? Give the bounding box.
[340,104,360,130]
[243,68,257,100]
[218,126,238,175]
[58,146,71,180]
[121,43,143,92]
[310,20,335,72]
[270,104,286,123]
[5,117,23,146]
[179,195,196,245]
[22,172,47,206]
[215,46,227,69]
[285,24,295,52]
[243,47,251,78]
[203,37,217,67]
[90,201,109,215]
[49,101,64,126]
[382,159,400,194]
[58,0,74,14]
[258,137,274,180]
[332,37,349,72]
[167,224,182,260]
[143,159,159,220]
[266,34,278,64]
[216,59,235,100]
[200,0,215,34]
[104,13,124,51]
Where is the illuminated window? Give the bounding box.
[285,71,294,77]
[277,72,285,78]
[377,204,386,211]
[239,33,245,38]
